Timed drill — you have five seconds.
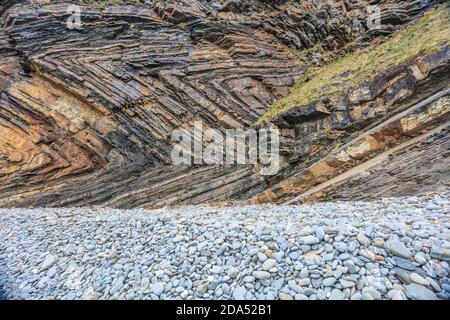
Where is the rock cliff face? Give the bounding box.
[0,0,448,208]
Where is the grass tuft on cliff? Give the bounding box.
[257,4,450,124]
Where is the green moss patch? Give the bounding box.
[257,4,450,124]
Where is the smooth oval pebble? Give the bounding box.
[410,272,430,286]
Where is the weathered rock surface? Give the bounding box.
[0,0,448,208]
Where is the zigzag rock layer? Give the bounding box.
[0,0,448,208]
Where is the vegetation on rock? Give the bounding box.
[258,4,450,124]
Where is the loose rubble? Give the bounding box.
[0,193,449,300]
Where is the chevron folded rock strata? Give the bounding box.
[0,0,449,208]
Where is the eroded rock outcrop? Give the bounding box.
[0,0,448,208]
